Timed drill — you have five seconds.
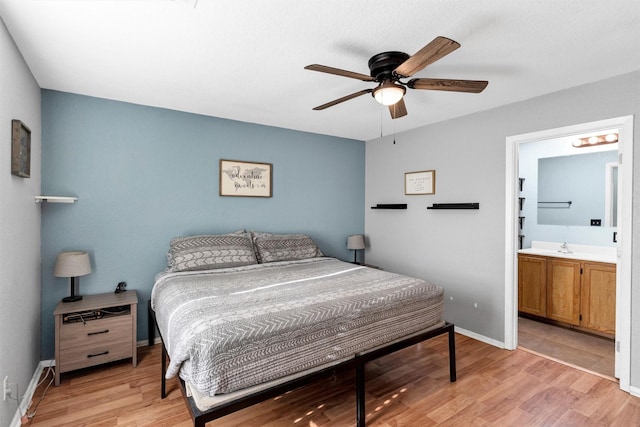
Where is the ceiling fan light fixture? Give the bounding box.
[373,81,405,106]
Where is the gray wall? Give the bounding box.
[365,70,640,387]
[40,91,365,359]
[0,18,42,427]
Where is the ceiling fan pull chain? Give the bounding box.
[380,103,384,138]
[393,110,396,144]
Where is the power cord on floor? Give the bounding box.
[24,362,55,423]
[10,362,56,424]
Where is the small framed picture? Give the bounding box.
[405,169,435,195]
[11,120,31,178]
[220,159,272,197]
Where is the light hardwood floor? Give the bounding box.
[518,316,615,379]
[25,334,639,426]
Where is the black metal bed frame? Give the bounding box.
[148,300,456,427]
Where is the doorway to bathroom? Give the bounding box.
[504,115,634,392]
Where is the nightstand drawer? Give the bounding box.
[59,338,132,372]
[60,314,132,348]
[59,315,132,372]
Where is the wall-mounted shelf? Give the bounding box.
[35,196,78,204]
[427,203,479,210]
[370,204,407,210]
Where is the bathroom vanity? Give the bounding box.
[518,241,616,336]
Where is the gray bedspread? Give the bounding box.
[151,257,444,396]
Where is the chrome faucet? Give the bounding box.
[558,242,572,254]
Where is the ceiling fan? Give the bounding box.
[304,36,488,119]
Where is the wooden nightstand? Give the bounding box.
[54,291,138,386]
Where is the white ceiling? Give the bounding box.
[1,0,639,141]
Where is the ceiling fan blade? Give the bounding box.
[408,78,488,93]
[304,64,376,82]
[312,89,374,110]
[389,98,407,119]
[394,36,461,77]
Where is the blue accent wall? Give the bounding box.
[40,90,364,358]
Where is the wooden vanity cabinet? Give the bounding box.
[518,255,547,317]
[518,254,616,335]
[546,259,581,326]
[581,262,616,334]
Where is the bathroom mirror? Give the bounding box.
[537,150,618,226]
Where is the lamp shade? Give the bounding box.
[347,234,365,250]
[54,251,92,278]
[372,81,405,106]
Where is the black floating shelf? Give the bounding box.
[427,203,480,210]
[370,204,407,210]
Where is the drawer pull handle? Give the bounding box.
[87,329,109,336]
[87,351,109,358]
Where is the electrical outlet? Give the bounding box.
[590,219,602,226]
[3,376,8,401]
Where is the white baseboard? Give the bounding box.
[9,360,54,427]
[454,326,507,349]
[630,385,640,398]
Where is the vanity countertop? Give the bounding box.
[518,241,617,264]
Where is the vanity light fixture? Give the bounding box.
[572,132,618,148]
[372,80,406,106]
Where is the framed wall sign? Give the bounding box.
[405,169,435,195]
[11,119,31,178]
[219,159,272,197]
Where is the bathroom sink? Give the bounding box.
[518,241,617,264]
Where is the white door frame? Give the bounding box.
[504,115,633,392]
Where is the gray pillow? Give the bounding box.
[252,232,323,263]
[167,232,257,272]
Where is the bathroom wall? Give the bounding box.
[519,137,618,248]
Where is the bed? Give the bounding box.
[149,231,456,426]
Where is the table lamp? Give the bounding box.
[347,234,365,264]
[55,251,92,302]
